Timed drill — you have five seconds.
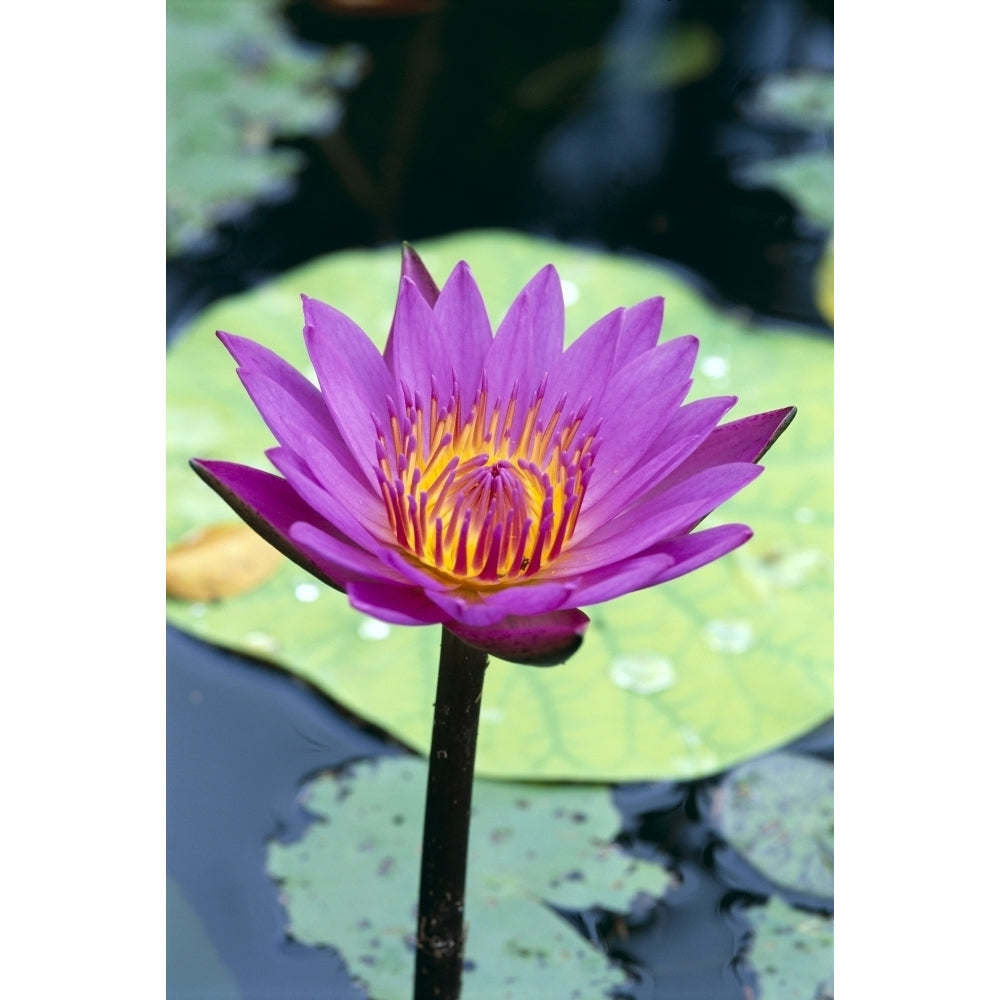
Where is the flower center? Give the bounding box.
[374,377,597,586]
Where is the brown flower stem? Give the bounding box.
[413,627,489,1000]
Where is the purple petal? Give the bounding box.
[575,395,738,533]
[584,337,700,508]
[345,579,448,626]
[564,462,761,569]
[219,334,371,488]
[426,580,575,628]
[288,520,405,585]
[265,446,390,550]
[401,243,440,306]
[237,369,381,495]
[545,307,623,417]
[382,276,447,401]
[432,261,494,414]
[569,522,753,606]
[656,406,797,492]
[484,264,565,398]
[448,609,590,666]
[189,459,345,592]
[302,295,394,472]
[613,297,665,369]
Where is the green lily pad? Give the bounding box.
[267,757,671,1000]
[166,0,357,255]
[745,896,833,999]
[711,752,833,899]
[166,230,832,782]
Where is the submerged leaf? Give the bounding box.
[166,522,284,601]
[267,757,671,1000]
[167,231,832,781]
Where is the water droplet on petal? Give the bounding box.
[700,355,729,378]
[609,654,676,694]
[560,279,579,306]
[295,582,320,602]
[358,616,391,641]
[245,631,281,654]
[704,619,754,654]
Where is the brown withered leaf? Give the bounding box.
[166,523,284,602]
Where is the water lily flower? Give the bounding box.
[192,246,794,666]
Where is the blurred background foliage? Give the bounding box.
[166,0,833,330]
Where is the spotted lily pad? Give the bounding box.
[166,230,832,781]
[744,896,833,999]
[711,752,833,899]
[267,757,671,1000]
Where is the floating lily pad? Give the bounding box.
[711,752,833,899]
[166,0,357,255]
[166,230,833,781]
[744,896,833,999]
[267,757,671,1000]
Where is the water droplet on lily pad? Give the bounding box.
[609,654,676,695]
[704,620,754,654]
[245,631,281,654]
[358,616,391,641]
[700,355,729,378]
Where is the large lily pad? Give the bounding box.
[167,230,832,781]
[267,757,671,1000]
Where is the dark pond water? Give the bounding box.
[167,1,833,996]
